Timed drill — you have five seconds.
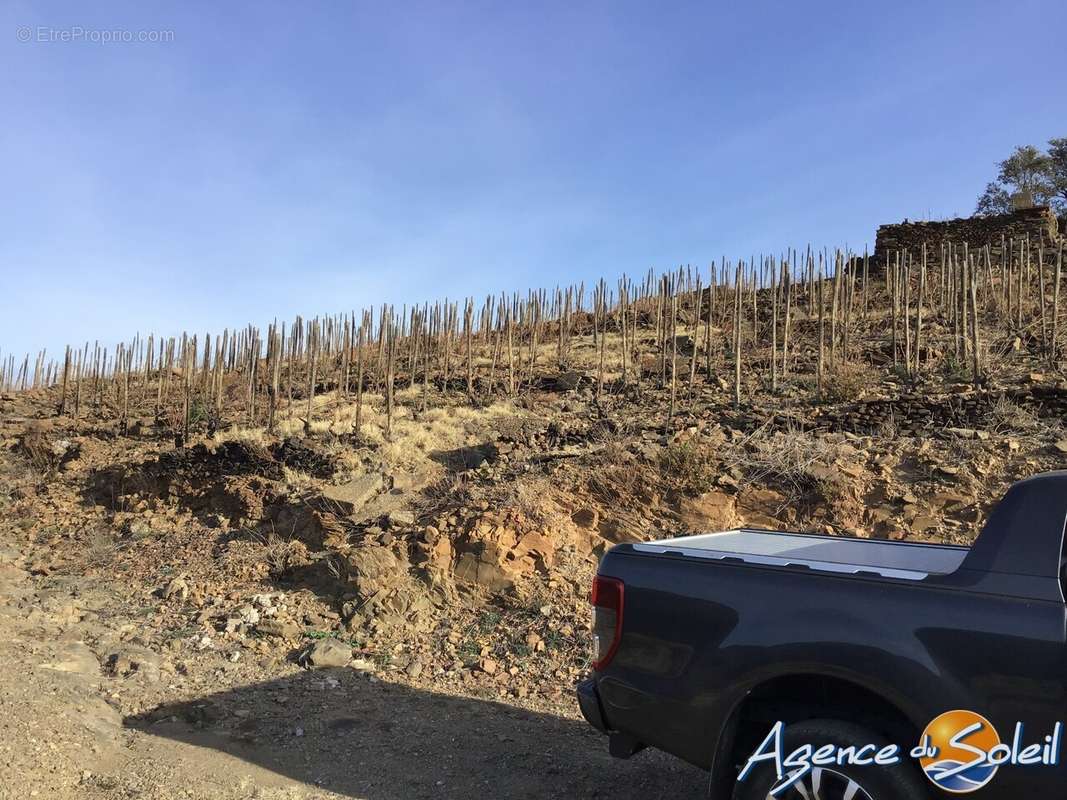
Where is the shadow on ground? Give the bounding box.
[125,669,706,799]
[429,442,499,472]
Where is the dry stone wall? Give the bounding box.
[811,385,1067,436]
[874,207,1061,270]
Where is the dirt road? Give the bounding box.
[0,541,705,800]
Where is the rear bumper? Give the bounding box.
[576,677,608,733]
[578,677,647,759]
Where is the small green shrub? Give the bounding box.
[939,353,969,382]
[658,441,718,495]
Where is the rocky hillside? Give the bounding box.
[1,280,1066,797]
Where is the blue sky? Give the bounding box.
[2,1,1065,361]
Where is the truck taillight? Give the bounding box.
[591,575,624,670]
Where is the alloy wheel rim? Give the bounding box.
[768,767,875,800]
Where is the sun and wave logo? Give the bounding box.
[919,710,1001,793]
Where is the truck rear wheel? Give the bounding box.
[730,720,928,800]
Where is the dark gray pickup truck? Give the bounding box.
[577,472,1067,799]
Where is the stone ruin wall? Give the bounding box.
[811,384,1067,437]
[873,207,1061,270]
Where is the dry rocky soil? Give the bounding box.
[2,344,1067,798]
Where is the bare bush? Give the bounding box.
[419,467,522,517]
[86,529,118,568]
[725,423,839,502]
[585,442,658,504]
[16,428,59,474]
[987,396,1040,435]
[821,361,877,403]
[254,531,311,575]
[874,411,900,442]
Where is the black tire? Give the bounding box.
[730,719,930,800]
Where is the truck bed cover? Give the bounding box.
[633,529,969,581]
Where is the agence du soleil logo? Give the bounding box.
[917,710,1061,793]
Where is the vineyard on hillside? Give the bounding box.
[3,234,1065,444]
